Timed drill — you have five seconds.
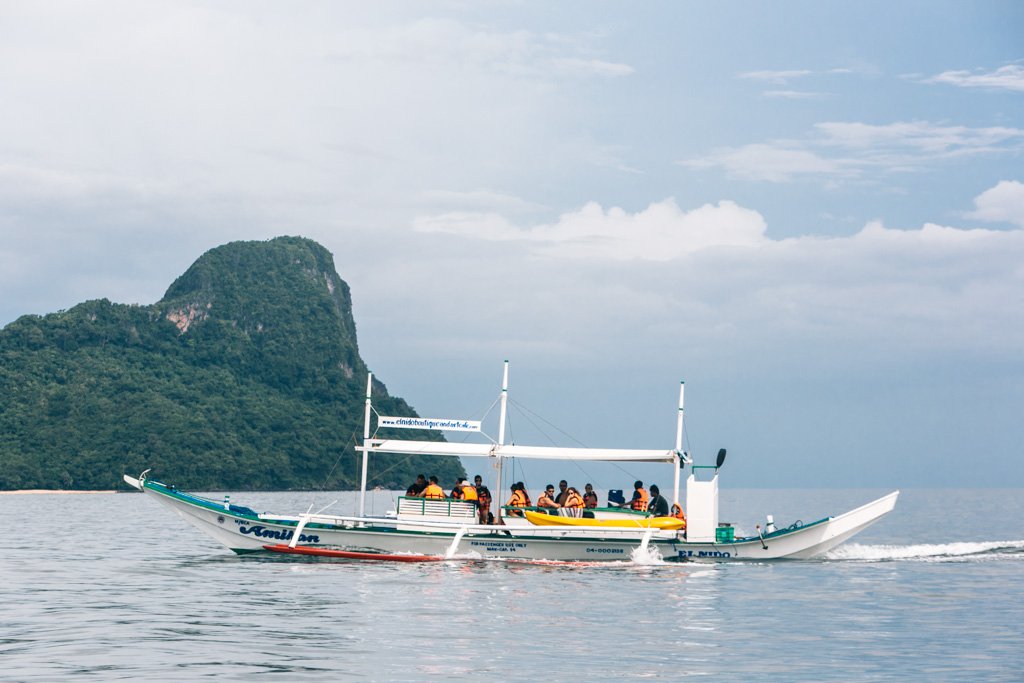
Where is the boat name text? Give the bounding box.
[676,550,732,558]
[236,524,320,543]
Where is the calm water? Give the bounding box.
[3,488,1023,681]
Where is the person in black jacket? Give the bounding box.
[648,484,670,517]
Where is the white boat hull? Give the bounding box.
[127,475,899,562]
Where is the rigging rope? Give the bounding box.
[319,428,361,491]
[505,397,637,489]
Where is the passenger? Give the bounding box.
[461,479,478,502]
[562,486,585,517]
[450,478,465,500]
[555,479,570,506]
[628,480,649,512]
[647,484,669,517]
[583,483,598,509]
[670,501,686,526]
[505,482,530,516]
[474,475,493,524]
[407,474,427,496]
[420,475,445,499]
[537,484,560,512]
[517,482,532,508]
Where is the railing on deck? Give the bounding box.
[397,496,477,520]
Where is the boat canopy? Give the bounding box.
[357,439,678,463]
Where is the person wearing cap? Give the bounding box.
[537,484,560,512]
[648,484,670,517]
[460,479,478,502]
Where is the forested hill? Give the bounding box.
[0,236,464,490]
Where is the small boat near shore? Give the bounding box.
[125,362,899,562]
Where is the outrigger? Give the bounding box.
[124,361,899,562]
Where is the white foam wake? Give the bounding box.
[629,544,666,565]
[825,540,1024,562]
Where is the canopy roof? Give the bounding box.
[357,439,678,463]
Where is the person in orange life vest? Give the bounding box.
[562,487,585,517]
[628,480,649,512]
[647,484,669,517]
[582,483,599,509]
[670,501,686,528]
[555,479,570,506]
[517,482,531,507]
[460,479,478,502]
[450,478,465,500]
[537,484,560,512]
[505,482,530,516]
[420,476,445,499]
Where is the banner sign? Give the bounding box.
[378,416,482,433]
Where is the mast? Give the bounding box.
[359,372,372,518]
[673,380,684,509]
[494,360,509,522]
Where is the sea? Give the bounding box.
[2,487,1022,681]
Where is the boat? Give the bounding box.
[523,509,686,531]
[124,362,899,562]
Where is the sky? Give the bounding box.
[1,1,1022,489]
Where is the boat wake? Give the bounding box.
[629,544,666,565]
[824,540,1024,562]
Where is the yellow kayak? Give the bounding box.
[524,509,685,531]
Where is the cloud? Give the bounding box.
[414,198,768,259]
[417,189,546,215]
[762,90,828,100]
[966,180,1024,227]
[925,64,1024,92]
[388,181,1024,392]
[739,67,860,95]
[678,121,1024,182]
[814,121,1024,156]
[738,69,812,84]
[678,144,849,182]
[323,18,633,81]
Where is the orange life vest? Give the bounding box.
[507,489,528,507]
[564,491,584,509]
[670,503,687,529]
[630,487,649,512]
[423,483,445,499]
[462,485,478,501]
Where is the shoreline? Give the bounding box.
[0,489,120,495]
